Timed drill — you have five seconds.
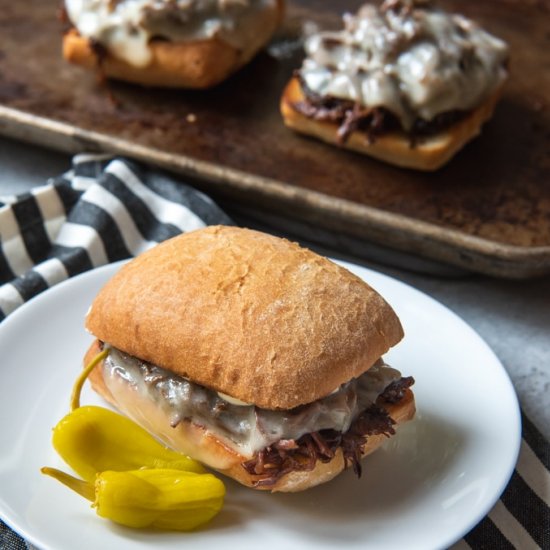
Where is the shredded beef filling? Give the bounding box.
[89,38,108,65]
[242,376,414,487]
[379,375,415,403]
[292,75,466,146]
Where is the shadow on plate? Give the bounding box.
[217,411,467,536]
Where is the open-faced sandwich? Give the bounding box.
[83,226,415,492]
[281,0,509,170]
[62,0,284,88]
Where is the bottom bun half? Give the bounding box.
[86,340,415,492]
[63,30,242,88]
[280,76,502,171]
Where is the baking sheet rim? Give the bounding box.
[1,105,548,277]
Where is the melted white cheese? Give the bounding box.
[299,0,509,130]
[217,391,251,406]
[65,0,277,67]
[102,346,402,457]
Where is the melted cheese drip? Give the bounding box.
[65,0,277,67]
[299,0,509,130]
[102,346,402,457]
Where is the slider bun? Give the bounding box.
[280,76,503,171]
[85,226,403,410]
[62,0,283,88]
[86,340,416,492]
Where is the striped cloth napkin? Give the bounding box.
[0,155,548,549]
[0,154,232,319]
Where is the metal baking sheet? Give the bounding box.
[0,0,548,277]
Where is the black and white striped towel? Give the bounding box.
[0,155,548,549]
[0,154,232,320]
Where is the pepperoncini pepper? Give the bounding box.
[52,405,205,481]
[41,467,225,531]
[42,347,226,531]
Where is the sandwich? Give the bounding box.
[62,0,284,88]
[84,226,415,492]
[280,0,509,170]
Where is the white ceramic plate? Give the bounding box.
[0,260,521,550]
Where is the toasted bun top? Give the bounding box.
[85,226,403,409]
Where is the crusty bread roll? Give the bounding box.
[63,0,284,88]
[86,225,404,410]
[84,226,414,492]
[280,76,503,171]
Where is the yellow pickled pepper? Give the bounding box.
[44,347,226,531]
[52,405,205,481]
[41,467,225,531]
[57,348,204,479]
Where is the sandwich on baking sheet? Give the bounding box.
[62,0,284,88]
[281,0,510,171]
[83,226,415,492]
